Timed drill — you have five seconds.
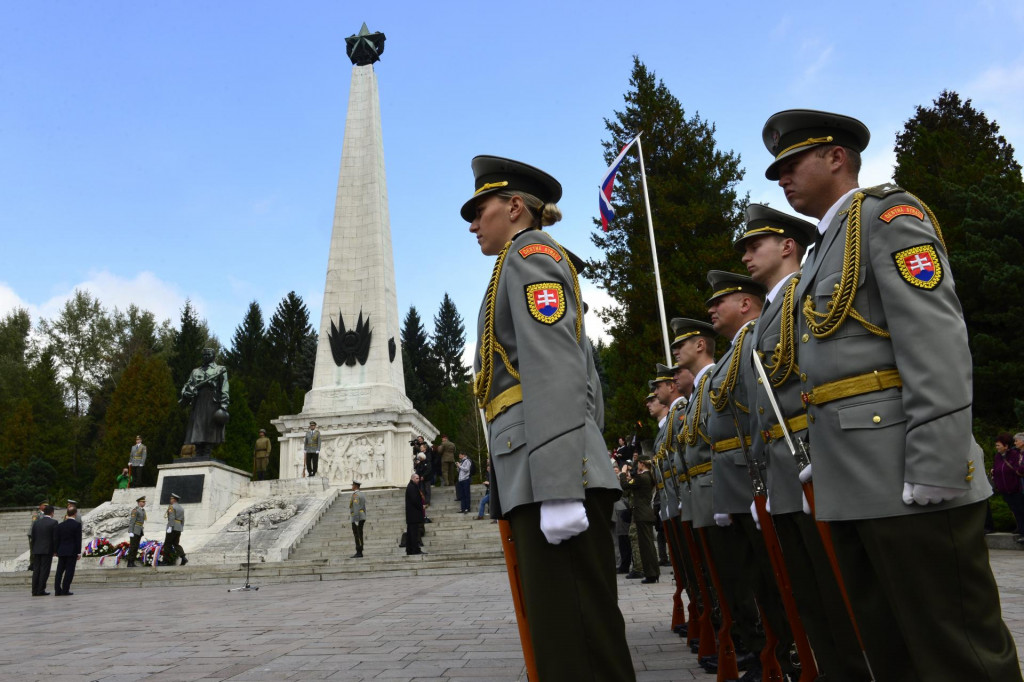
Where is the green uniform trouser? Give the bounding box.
[735,514,796,673]
[508,489,636,682]
[830,501,1021,682]
[636,519,659,579]
[773,511,870,682]
[703,524,763,654]
[629,521,644,573]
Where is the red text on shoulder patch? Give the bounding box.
[525,282,566,324]
[892,244,943,290]
[518,243,562,261]
[879,204,925,223]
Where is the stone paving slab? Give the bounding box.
[2,550,1023,680]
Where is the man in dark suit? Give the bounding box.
[405,473,425,555]
[30,505,57,596]
[54,507,83,596]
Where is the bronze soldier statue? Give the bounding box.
[180,348,230,459]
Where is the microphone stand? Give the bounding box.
[229,511,259,592]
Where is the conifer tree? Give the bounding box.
[432,293,469,387]
[588,57,747,440]
[266,292,316,394]
[893,92,1024,430]
[401,306,443,411]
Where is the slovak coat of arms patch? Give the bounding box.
[525,282,566,324]
[892,243,943,290]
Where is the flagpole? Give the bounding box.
[635,133,672,364]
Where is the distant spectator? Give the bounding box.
[476,459,491,520]
[992,433,1024,541]
[116,468,132,489]
[415,448,433,506]
[439,435,457,486]
[457,452,472,513]
[405,473,425,555]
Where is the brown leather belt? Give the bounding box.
[802,369,902,406]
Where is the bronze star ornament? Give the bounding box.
[345,23,385,66]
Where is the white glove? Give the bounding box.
[802,492,812,515]
[166,526,172,533]
[678,502,683,512]
[540,499,589,544]
[749,501,760,530]
[902,482,966,506]
[798,463,812,483]
[765,495,772,514]
[714,513,732,527]
[128,533,134,538]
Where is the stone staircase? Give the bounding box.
[0,485,505,592]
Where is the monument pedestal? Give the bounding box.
[155,460,252,529]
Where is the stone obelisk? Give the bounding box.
[273,25,436,488]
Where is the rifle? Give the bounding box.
[180,366,227,404]
[677,517,716,657]
[751,348,876,681]
[726,394,818,682]
[695,526,740,681]
[650,450,687,632]
[497,519,539,682]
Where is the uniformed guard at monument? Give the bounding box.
[128,435,147,487]
[349,481,366,558]
[253,428,271,481]
[163,493,188,566]
[764,108,1021,681]
[738,203,870,681]
[465,155,634,681]
[303,421,321,477]
[126,495,147,567]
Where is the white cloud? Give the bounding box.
[0,271,199,328]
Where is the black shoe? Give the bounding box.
[659,560,671,566]
[672,623,688,635]
[38,591,51,596]
[180,557,188,566]
[735,651,758,671]
[698,655,717,673]
[424,518,433,523]
[625,571,643,579]
[641,576,659,584]
[54,591,63,596]
[351,553,363,558]
[738,665,762,681]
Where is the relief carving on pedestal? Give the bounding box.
[321,434,386,483]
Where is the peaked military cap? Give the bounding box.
[670,318,716,349]
[647,379,657,391]
[66,499,78,506]
[734,204,817,252]
[136,495,147,502]
[170,492,181,500]
[644,391,657,402]
[762,109,870,180]
[653,363,675,384]
[705,271,766,306]
[461,155,562,222]
[352,480,362,488]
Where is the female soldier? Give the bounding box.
[464,156,633,681]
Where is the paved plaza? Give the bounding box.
[2,550,1023,681]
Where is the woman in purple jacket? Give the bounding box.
[992,433,1024,541]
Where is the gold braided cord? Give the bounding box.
[709,323,753,411]
[682,373,712,446]
[801,193,891,340]
[553,241,583,343]
[764,277,800,387]
[474,241,516,407]
[905,191,947,254]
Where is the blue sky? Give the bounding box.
[3,1,1023,351]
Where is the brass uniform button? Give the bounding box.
[800,372,807,383]
[808,414,815,424]
[802,334,809,343]
[758,406,764,415]
[872,415,881,424]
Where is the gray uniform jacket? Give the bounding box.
[474,229,619,517]
[167,502,185,532]
[682,369,716,528]
[129,444,148,467]
[793,185,990,521]
[350,492,366,523]
[655,401,684,522]
[706,322,758,516]
[748,274,806,515]
[128,506,147,536]
[304,429,321,454]
[667,405,692,523]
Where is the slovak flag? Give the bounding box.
[599,133,640,232]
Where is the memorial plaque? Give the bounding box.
[160,475,205,504]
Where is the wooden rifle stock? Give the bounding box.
[754,495,820,682]
[680,520,717,658]
[696,527,740,682]
[664,518,687,632]
[756,597,785,682]
[497,520,539,682]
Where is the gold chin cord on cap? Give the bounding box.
[775,135,834,159]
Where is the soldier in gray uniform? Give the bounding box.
[163,493,187,566]
[304,421,321,477]
[703,270,795,678]
[128,435,147,487]
[349,481,366,558]
[464,155,633,681]
[764,108,1020,680]
[126,495,147,567]
[738,203,870,680]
